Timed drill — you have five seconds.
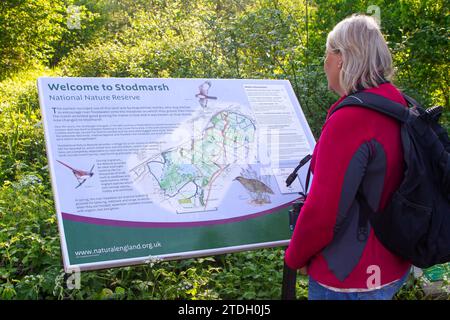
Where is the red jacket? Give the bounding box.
[285,83,411,289]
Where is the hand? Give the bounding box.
[299,266,308,275]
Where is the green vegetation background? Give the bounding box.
[0,0,448,300]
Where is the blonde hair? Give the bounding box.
[326,14,394,95]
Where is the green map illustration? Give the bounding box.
[129,107,260,213]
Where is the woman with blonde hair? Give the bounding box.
[285,14,411,300]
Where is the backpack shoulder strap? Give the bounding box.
[332,92,410,122]
[402,93,422,109]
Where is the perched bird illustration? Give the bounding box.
[195,81,217,108]
[57,160,95,188]
[233,176,274,205]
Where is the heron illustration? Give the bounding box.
[233,176,274,205]
[56,160,95,188]
[195,81,217,108]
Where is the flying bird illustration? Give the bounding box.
[195,81,217,108]
[234,176,274,205]
[57,160,95,188]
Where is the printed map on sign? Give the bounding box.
[128,84,268,214]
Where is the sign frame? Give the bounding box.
[37,77,316,272]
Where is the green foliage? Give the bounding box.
[0,0,66,78]
[0,67,55,182]
[311,0,449,109]
[0,0,448,300]
[210,249,293,299]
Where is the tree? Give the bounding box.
[0,0,65,78]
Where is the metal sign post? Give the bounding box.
[281,155,312,300]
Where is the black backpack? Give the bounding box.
[332,91,450,268]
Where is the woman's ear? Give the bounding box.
[337,52,343,68]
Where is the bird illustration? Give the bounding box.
[233,176,274,205]
[57,160,95,188]
[195,81,217,108]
